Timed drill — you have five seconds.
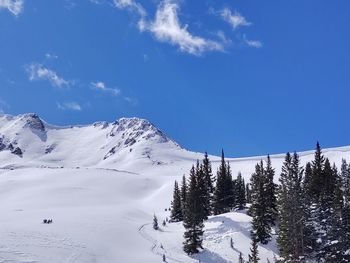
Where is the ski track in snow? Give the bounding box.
[138,223,186,263]
[0,230,95,263]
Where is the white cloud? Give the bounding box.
[45,53,58,60]
[113,0,146,17]
[26,63,71,88]
[0,0,23,16]
[91,81,120,96]
[220,8,251,30]
[89,0,104,4]
[57,102,82,111]
[216,30,232,45]
[124,96,138,105]
[243,36,263,48]
[142,1,223,55]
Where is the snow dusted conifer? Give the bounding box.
[153,214,159,230]
[202,152,215,215]
[213,150,229,215]
[277,152,305,262]
[180,175,187,216]
[203,152,215,194]
[170,180,183,222]
[264,155,277,226]
[196,160,210,220]
[183,165,204,254]
[250,161,271,244]
[236,172,246,210]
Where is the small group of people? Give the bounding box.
[42,219,53,224]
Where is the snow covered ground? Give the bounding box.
[0,113,349,262]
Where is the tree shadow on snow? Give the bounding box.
[206,216,251,238]
[193,249,230,263]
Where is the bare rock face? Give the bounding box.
[0,136,23,157]
[110,118,170,144]
[21,113,46,132]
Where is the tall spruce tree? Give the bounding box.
[196,161,210,220]
[250,161,271,244]
[277,152,305,262]
[310,142,325,200]
[180,175,187,216]
[325,169,344,262]
[236,172,246,210]
[170,180,183,222]
[340,159,350,202]
[202,152,215,215]
[264,155,277,226]
[226,162,235,209]
[213,150,231,214]
[183,165,204,254]
[203,152,215,194]
[303,162,312,198]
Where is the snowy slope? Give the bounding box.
[0,113,349,263]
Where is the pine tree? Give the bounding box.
[250,161,271,244]
[325,176,344,262]
[202,152,215,215]
[340,203,350,262]
[236,172,246,210]
[226,162,235,209]
[310,142,325,201]
[249,235,260,263]
[180,175,187,216]
[264,155,277,226]
[340,159,350,202]
[196,160,210,220]
[153,214,159,230]
[239,252,244,263]
[183,164,204,254]
[203,152,215,194]
[213,150,230,214]
[170,180,183,222]
[303,162,312,198]
[277,152,305,262]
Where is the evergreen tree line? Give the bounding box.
[169,142,350,262]
[170,151,248,254]
[248,142,350,262]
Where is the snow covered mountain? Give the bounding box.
[1,113,350,263]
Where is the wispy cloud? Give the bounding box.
[124,96,138,106]
[0,0,23,16]
[113,0,146,18]
[25,63,71,88]
[243,35,263,48]
[220,8,251,30]
[0,98,9,113]
[57,102,82,111]
[91,81,120,96]
[89,0,104,4]
[45,53,58,60]
[142,1,223,55]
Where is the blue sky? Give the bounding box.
[0,0,350,157]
